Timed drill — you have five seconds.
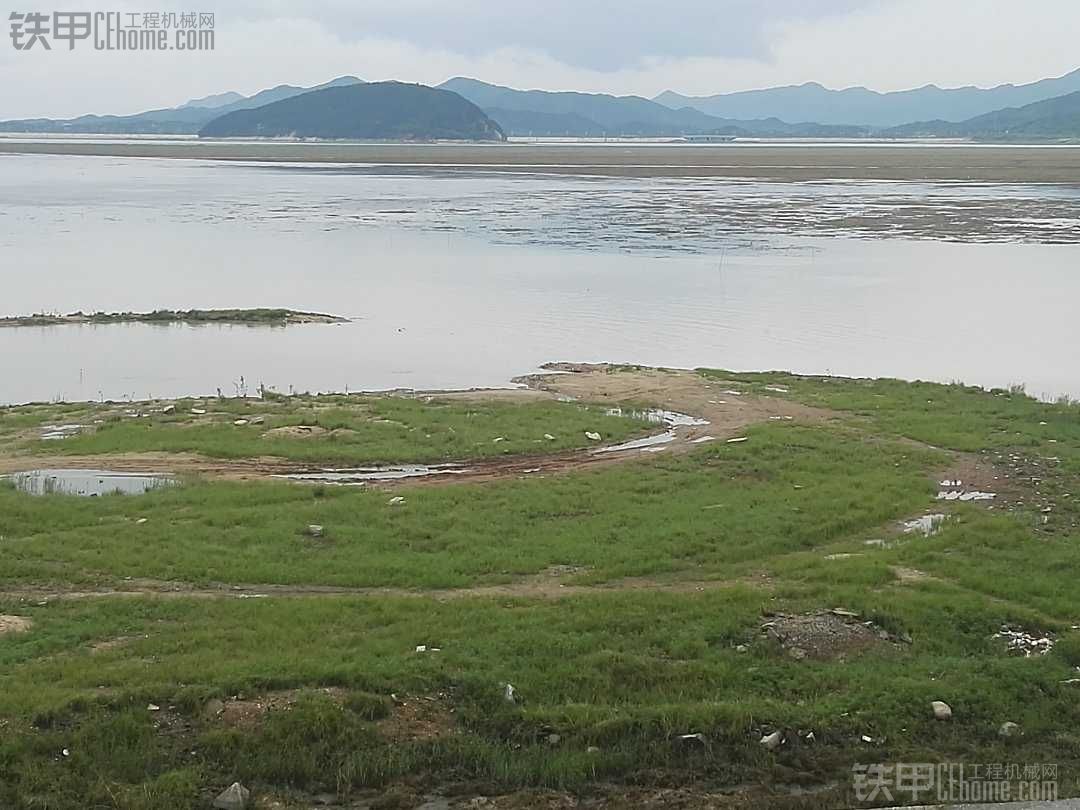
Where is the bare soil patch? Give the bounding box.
[379,693,457,743]
[761,610,900,661]
[0,615,32,635]
[264,425,329,439]
[208,687,348,729]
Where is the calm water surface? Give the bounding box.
[1,152,1078,403]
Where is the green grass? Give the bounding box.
[2,586,1079,808]
[5,395,650,465]
[3,372,1080,807]
[699,369,1080,469]
[0,423,938,588]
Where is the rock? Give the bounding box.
[213,782,250,810]
[677,732,707,746]
[388,496,406,506]
[760,731,783,751]
[162,405,175,414]
[586,745,601,754]
[249,416,265,425]
[546,733,561,746]
[931,700,952,721]
[136,518,148,525]
[735,644,748,653]
[191,408,207,415]
[306,524,324,538]
[544,434,555,440]
[585,431,602,441]
[233,419,249,426]
[999,721,1021,737]
[147,703,160,712]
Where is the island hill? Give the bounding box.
[197,81,506,141]
[0,309,349,328]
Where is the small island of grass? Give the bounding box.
[0,308,349,328]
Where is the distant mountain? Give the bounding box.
[0,75,364,135]
[178,91,245,110]
[655,69,1080,128]
[221,76,363,115]
[198,81,505,141]
[886,90,1080,139]
[0,106,222,135]
[441,78,868,138]
[440,77,725,135]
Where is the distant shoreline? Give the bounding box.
[3,139,1080,183]
[0,309,349,328]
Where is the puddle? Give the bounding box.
[901,514,949,536]
[593,431,677,454]
[40,424,83,440]
[605,407,709,427]
[6,469,176,496]
[279,464,468,485]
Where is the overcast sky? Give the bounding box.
[2,0,1078,118]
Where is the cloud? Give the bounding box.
[218,0,863,71]
[0,0,1077,119]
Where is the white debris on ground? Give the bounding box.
[938,490,997,501]
[993,625,1055,657]
[901,514,948,536]
[604,407,710,427]
[937,479,997,502]
[40,424,83,440]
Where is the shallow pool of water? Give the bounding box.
[6,469,176,496]
[278,464,468,485]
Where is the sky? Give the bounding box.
[1,0,1079,118]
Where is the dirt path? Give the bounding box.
[0,570,772,603]
[0,365,834,487]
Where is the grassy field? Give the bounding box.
[1,395,650,465]
[1,369,1079,809]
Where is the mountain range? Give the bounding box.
[886,90,1080,139]
[655,68,1080,127]
[440,77,868,137]
[2,69,1079,140]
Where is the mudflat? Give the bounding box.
[4,139,1080,182]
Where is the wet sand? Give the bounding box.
[3,140,1080,183]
